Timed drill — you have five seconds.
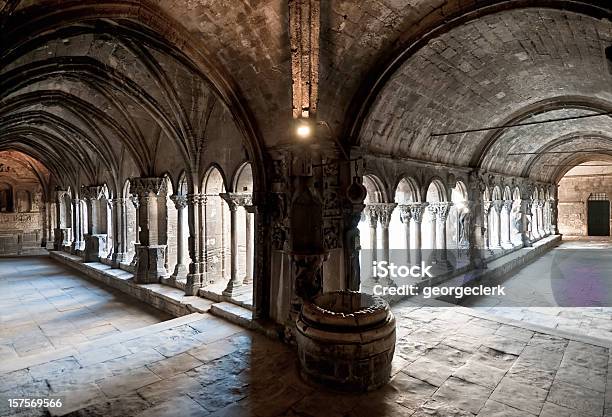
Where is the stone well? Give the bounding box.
[295,290,396,391]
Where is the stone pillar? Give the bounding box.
[410,203,427,266]
[82,186,106,262]
[185,193,206,295]
[220,193,252,298]
[467,172,488,269]
[170,194,189,282]
[110,198,128,267]
[549,196,559,235]
[532,200,541,240]
[520,199,533,247]
[434,202,451,263]
[129,196,140,267]
[54,189,67,250]
[539,201,547,236]
[398,205,411,265]
[493,200,504,249]
[483,200,492,250]
[130,178,168,284]
[427,204,437,250]
[244,205,255,285]
[71,197,83,254]
[377,203,396,265]
[365,205,379,280]
[503,200,513,246]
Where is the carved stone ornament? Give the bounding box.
[129,177,167,197]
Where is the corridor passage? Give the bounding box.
[463,240,612,341]
[0,257,171,359]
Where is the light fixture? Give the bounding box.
[295,119,313,140]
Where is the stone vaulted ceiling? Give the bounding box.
[359,8,612,182]
[1,0,612,188]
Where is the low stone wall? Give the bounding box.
[49,251,213,317]
[435,234,561,304]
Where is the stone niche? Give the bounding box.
[295,291,396,391]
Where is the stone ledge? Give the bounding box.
[434,235,561,304]
[49,251,214,318]
[0,312,210,374]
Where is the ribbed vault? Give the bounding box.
[0,9,261,196]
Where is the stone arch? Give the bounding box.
[363,174,386,203]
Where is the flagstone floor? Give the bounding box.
[1,256,611,417]
[0,257,171,359]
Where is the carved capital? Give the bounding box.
[187,193,207,206]
[170,194,188,210]
[376,203,397,228]
[398,204,412,224]
[81,185,104,201]
[364,205,379,228]
[219,193,253,211]
[129,177,167,198]
[429,202,452,221]
[409,202,428,223]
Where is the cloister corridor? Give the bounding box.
[2,0,612,416]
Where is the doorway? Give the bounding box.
[587,193,610,236]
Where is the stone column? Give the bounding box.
[365,205,379,280]
[220,193,251,298]
[82,186,106,262]
[427,204,437,250]
[532,200,541,240]
[493,200,504,248]
[483,200,492,250]
[377,203,396,265]
[129,195,140,267]
[467,172,488,269]
[170,194,188,282]
[410,203,427,266]
[398,205,412,264]
[110,198,128,267]
[130,177,168,284]
[503,200,513,246]
[434,202,451,264]
[54,189,67,250]
[540,201,547,236]
[71,197,83,254]
[520,199,533,246]
[243,205,255,285]
[185,193,206,295]
[550,197,559,235]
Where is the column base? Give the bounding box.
[185,273,203,296]
[222,280,250,298]
[71,241,84,255]
[134,245,167,284]
[111,252,129,268]
[171,263,189,281]
[84,235,107,262]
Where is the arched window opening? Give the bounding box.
[203,167,230,294]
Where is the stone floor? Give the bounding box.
[0,301,610,416]
[1,255,611,417]
[0,257,171,359]
[463,240,612,341]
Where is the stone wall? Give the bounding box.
[0,152,46,255]
[558,174,612,236]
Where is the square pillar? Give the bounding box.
[130,177,168,284]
